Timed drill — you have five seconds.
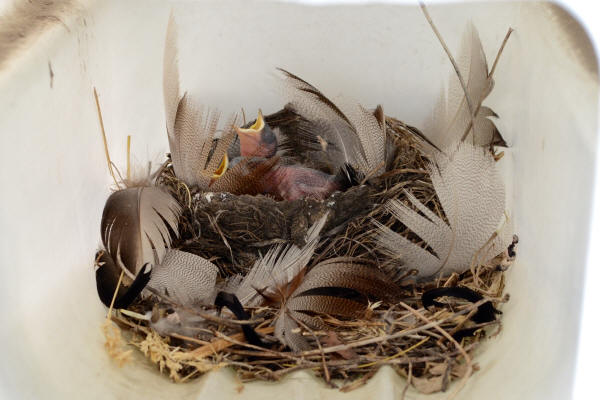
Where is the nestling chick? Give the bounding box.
[230,111,360,201]
[235,110,277,158]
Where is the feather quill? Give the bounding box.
[423,23,504,151]
[376,143,506,278]
[234,213,328,307]
[101,187,181,278]
[163,13,236,188]
[279,69,386,176]
[275,257,400,351]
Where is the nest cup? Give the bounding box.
[0,0,598,399]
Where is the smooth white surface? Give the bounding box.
[563,1,600,399]
[0,1,598,399]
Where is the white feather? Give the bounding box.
[422,23,500,151]
[376,143,506,278]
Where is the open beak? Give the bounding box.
[212,154,229,179]
[209,154,229,186]
[235,110,271,157]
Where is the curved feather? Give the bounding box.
[376,143,506,278]
[162,13,236,188]
[94,250,152,309]
[279,68,386,176]
[234,213,328,307]
[101,187,181,278]
[276,257,399,351]
[422,23,504,151]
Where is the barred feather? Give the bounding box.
[376,143,508,278]
[163,13,236,188]
[276,257,399,351]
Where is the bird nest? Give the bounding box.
[103,108,517,395]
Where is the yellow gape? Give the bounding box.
[212,154,229,179]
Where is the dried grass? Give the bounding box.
[106,109,515,394]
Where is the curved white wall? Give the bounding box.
[0,1,597,399]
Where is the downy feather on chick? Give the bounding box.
[227,110,360,201]
[421,23,506,152]
[376,142,511,279]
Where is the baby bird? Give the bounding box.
[235,110,278,158]
[227,111,359,201]
[261,165,340,201]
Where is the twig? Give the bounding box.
[93,87,122,189]
[489,28,514,77]
[357,337,429,368]
[400,360,413,400]
[190,327,275,358]
[106,271,124,320]
[292,315,332,384]
[126,135,131,181]
[400,302,472,400]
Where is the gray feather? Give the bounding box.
[148,249,218,307]
[162,13,236,188]
[376,143,506,278]
[423,23,504,151]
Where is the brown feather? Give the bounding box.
[101,187,181,278]
[274,257,400,351]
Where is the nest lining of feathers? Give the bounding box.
[95,11,518,397]
[105,108,516,394]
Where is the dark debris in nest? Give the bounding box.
[108,108,516,395]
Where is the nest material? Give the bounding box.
[110,109,514,394]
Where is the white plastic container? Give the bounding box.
[0,1,597,399]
